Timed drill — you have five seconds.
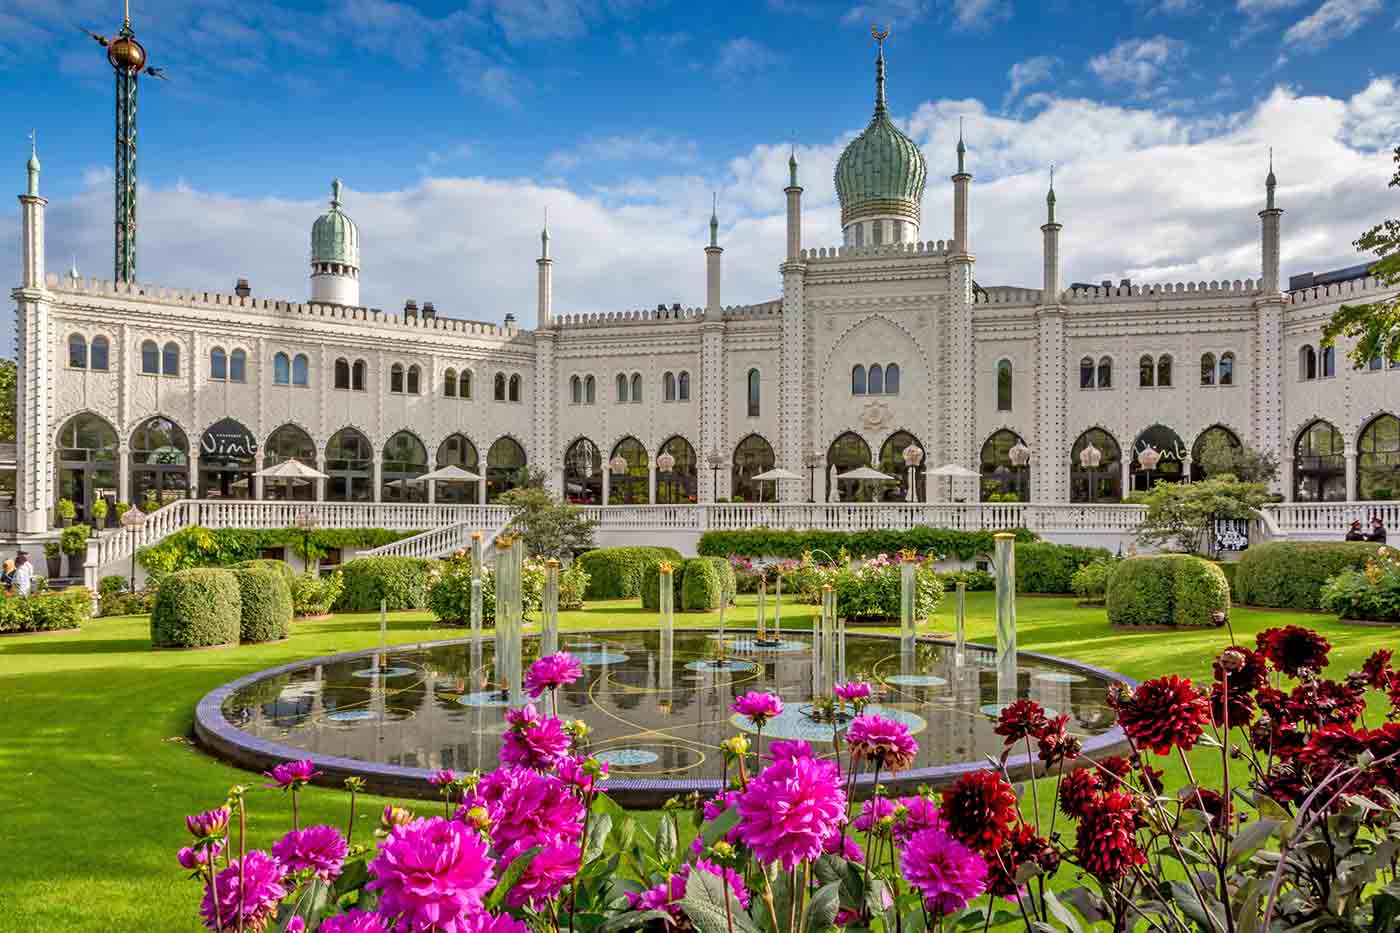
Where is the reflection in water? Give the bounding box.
[220,632,1118,781]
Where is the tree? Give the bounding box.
[497,485,597,560]
[0,359,14,442]
[1197,433,1279,485]
[1136,474,1272,554]
[1321,146,1400,367]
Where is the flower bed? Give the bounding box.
[1320,545,1400,622]
[428,554,589,625]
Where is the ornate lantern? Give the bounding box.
[1078,442,1102,470]
[1008,440,1031,467]
[609,455,629,475]
[902,444,925,467]
[656,451,676,472]
[1137,445,1162,471]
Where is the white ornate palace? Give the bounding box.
[10,47,1400,559]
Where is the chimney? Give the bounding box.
[403,299,418,320]
[672,302,681,312]
[657,303,666,312]
[422,301,436,320]
[1100,280,1112,290]
[234,278,251,298]
[1119,278,1131,289]
[504,312,516,325]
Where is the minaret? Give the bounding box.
[309,179,361,306]
[785,147,803,261]
[537,209,553,326]
[1035,165,1067,502]
[952,118,971,254]
[705,194,723,311]
[17,136,53,533]
[21,132,44,288]
[1260,149,1282,294]
[1042,166,1061,300]
[1254,147,1287,496]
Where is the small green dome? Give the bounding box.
[834,47,926,227]
[311,179,359,267]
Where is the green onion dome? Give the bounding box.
[311,179,359,268]
[834,45,927,228]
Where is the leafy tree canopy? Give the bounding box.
[1321,146,1400,367]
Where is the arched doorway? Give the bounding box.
[564,438,602,504]
[198,418,258,499]
[980,430,1030,501]
[878,431,925,502]
[1357,414,1400,500]
[130,417,190,509]
[1070,428,1122,503]
[608,437,648,504]
[1130,425,1187,492]
[1293,420,1345,502]
[436,434,480,504]
[826,432,873,502]
[1190,425,1242,482]
[382,431,428,502]
[731,435,775,503]
[486,437,528,501]
[656,436,698,504]
[55,413,118,522]
[263,424,316,501]
[326,428,374,502]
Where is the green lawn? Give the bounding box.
[0,593,1392,932]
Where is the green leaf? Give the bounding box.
[801,880,842,933]
[332,856,370,899]
[657,813,679,867]
[1371,893,1400,933]
[585,812,613,865]
[700,808,741,851]
[1043,888,1085,933]
[1059,887,1106,925]
[679,864,759,933]
[1169,880,1226,933]
[485,845,542,911]
[1228,819,1279,866]
[276,878,333,930]
[599,909,678,933]
[1232,878,1264,933]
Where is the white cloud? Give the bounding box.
[548,133,700,171]
[1087,35,1189,93]
[1282,0,1382,47]
[949,0,1011,29]
[843,0,931,27]
[715,38,781,77]
[1004,56,1058,107]
[1235,0,1307,13]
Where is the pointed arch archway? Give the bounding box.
[130,416,190,508]
[486,436,528,502]
[656,436,697,504]
[878,431,925,502]
[262,423,316,501]
[563,437,602,504]
[436,434,480,504]
[826,432,873,502]
[980,429,1029,501]
[1293,419,1345,502]
[1069,428,1122,503]
[608,437,648,504]
[55,413,118,521]
[1357,413,1400,500]
[326,427,374,502]
[731,434,775,503]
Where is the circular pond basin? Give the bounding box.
[196,630,1132,806]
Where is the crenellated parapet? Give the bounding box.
[799,240,951,262]
[1286,274,1393,309]
[1064,279,1260,302]
[555,304,707,328]
[975,286,1044,306]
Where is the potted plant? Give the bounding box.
[56,498,76,528]
[43,541,62,579]
[114,501,132,522]
[143,489,159,513]
[60,525,90,578]
[90,498,109,530]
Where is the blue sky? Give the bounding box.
[2,0,1398,326]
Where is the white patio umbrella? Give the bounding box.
[752,467,802,503]
[412,464,483,502]
[255,458,328,480]
[828,464,840,503]
[927,463,981,501]
[836,465,896,503]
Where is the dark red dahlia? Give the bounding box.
[1058,767,1102,819]
[940,770,1019,854]
[1210,683,1256,728]
[1115,675,1212,756]
[1180,787,1231,831]
[1296,723,1368,775]
[1074,791,1145,883]
[994,699,1050,745]
[1255,687,1293,724]
[1099,755,1133,781]
[984,823,1058,900]
[1289,678,1367,728]
[1258,764,1306,808]
[1256,626,1331,677]
[1366,723,1400,789]
[1138,761,1165,795]
[1214,646,1270,693]
[1390,677,1400,717]
[1036,714,1080,766]
[1361,649,1393,690]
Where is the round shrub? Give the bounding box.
[151,568,241,648]
[335,556,435,612]
[577,547,682,599]
[641,557,686,611]
[233,559,297,591]
[98,574,128,597]
[1016,542,1113,594]
[291,571,344,618]
[233,567,293,643]
[1070,557,1117,605]
[1106,555,1229,627]
[0,588,93,633]
[1235,542,1380,610]
[681,557,729,611]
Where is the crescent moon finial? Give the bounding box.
[871,24,889,44]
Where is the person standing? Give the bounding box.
[1346,520,1366,541]
[1369,517,1388,544]
[13,553,33,597]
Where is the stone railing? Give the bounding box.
[1261,501,1400,538]
[359,512,514,559]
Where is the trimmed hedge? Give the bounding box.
[681,557,731,611]
[151,568,241,648]
[641,558,686,611]
[577,547,682,599]
[1214,561,1238,601]
[234,567,293,643]
[0,588,94,633]
[697,527,1038,561]
[1016,542,1113,594]
[1106,555,1230,627]
[1234,542,1381,610]
[234,559,297,590]
[335,557,435,612]
[138,526,417,575]
[99,589,155,618]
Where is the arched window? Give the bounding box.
[91,336,110,371]
[140,340,159,375]
[570,375,582,404]
[390,363,405,394]
[616,373,629,403]
[826,432,873,501]
[563,438,602,503]
[729,434,775,503]
[1200,352,1216,386]
[663,372,676,402]
[1098,356,1112,388]
[1357,414,1400,500]
[326,427,373,502]
[459,370,472,399]
[678,372,690,401]
[1293,420,1345,502]
[1139,354,1154,387]
[1131,424,1187,491]
[1070,428,1122,503]
[607,437,648,504]
[406,365,421,395]
[852,364,867,395]
[996,359,1013,411]
[879,431,925,502]
[486,436,527,502]
[446,369,459,398]
[352,359,366,391]
[335,358,351,390]
[55,413,118,522]
[210,347,227,381]
[509,374,521,402]
[262,424,316,501]
[656,436,698,503]
[229,349,246,383]
[1218,352,1234,386]
[436,434,480,504]
[1322,346,1336,378]
[869,364,884,395]
[197,418,257,499]
[885,364,899,395]
[1191,425,1242,481]
[1300,345,1317,380]
[274,352,291,386]
[1157,354,1172,387]
[68,334,87,369]
[1079,356,1094,389]
[584,375,595,404]
[162,341,179,376]
[980,429,1030,501]
[382,431,428,502]
[629,373,640,403]
[747,368,760,417]
[292,354,309,387]
[130,416,190,508]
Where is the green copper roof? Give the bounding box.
[311,178,359,266]
[834,45,926,226]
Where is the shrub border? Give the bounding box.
[194,630,1134,808]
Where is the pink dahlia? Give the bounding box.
[463,913,530,933]
[900,826,988,915]
[319,911,392,933]
[624,861,750,916]
[264,759,320,790]
[429,769,457,787]
[178,841,223,870]
[732,691,783,724]
[499,703,572,770]
[500,840,580,909]
[271,824,349,882]
[556,755,608,794]
[834,681,873,703]
[367,817,497,933]
[768,739,815,761]
[823,829,864,862]
[464,766,584,853]
[200,850,287,932]
[847,714,919,773]
[893,795,945,847]
[854,796,895,832]
[526,652,584,698]
[703,789,740,822]
[186,806,231,839]
[736,753,847,869]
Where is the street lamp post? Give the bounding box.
[1008,440,1032,501]
[609,454,628,505]
[706,450,723,502]
[656,450,676,504]
[295,508,319,574]
[1137,444,1162,492]
[1078,441,1103,501]
[120,506,146,593]
[803,452,822,503]
[902,444,925,502]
